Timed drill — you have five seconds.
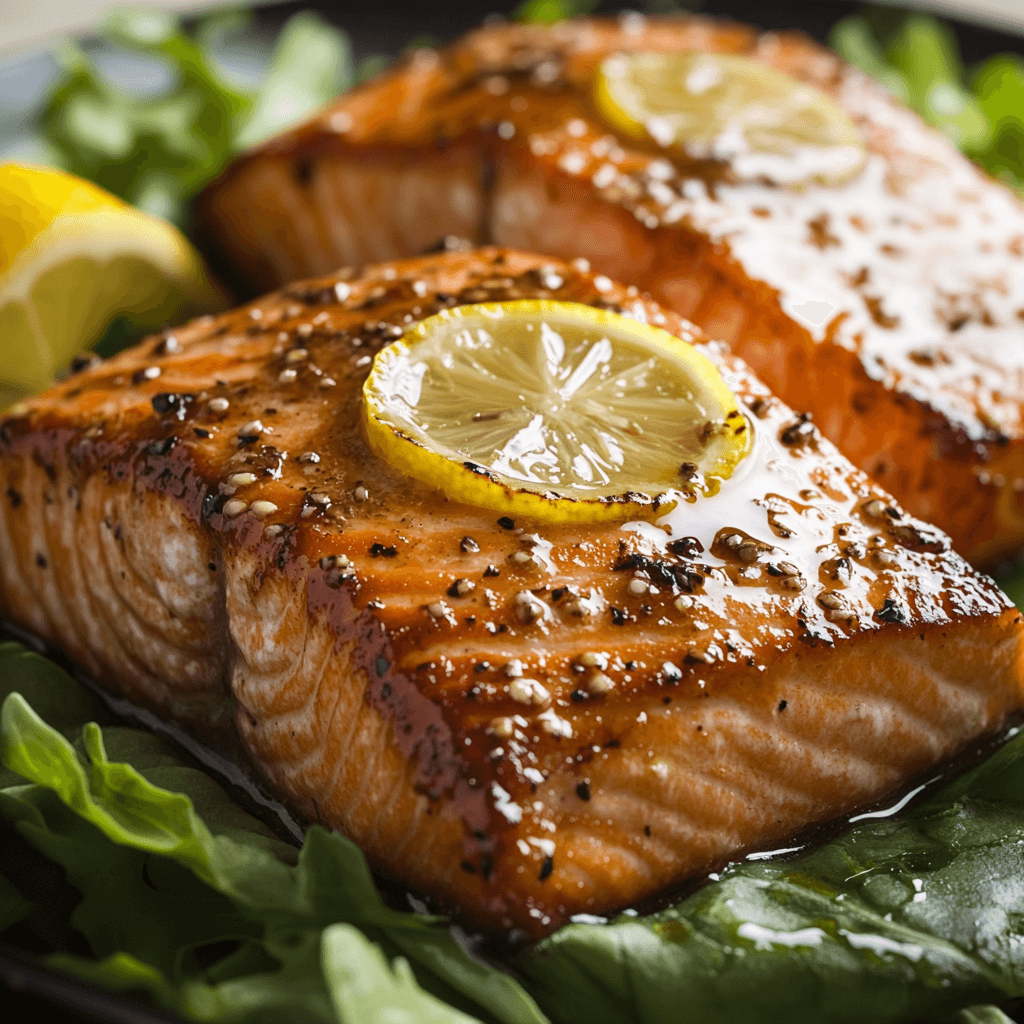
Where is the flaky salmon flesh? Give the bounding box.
[1,250,1022,939]
[198,15,1024,570]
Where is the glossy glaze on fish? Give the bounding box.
[198,16,1024,569]
[1,250,1021,939]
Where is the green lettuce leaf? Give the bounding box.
[884,14,991,151]
[954,1008,1019,1024]
[827,16,909,101]
[3,624,1024,1024]
[513,0,599,25]
[519,727,1024,1024]
[830,11,1024,192]
[0,645,548,1024]
[38,11,252,228]
[233,12,352,151]
[321,923,481,1024]
[37,8,352,230]
[9,631,1022,1024]
[971,56,1024,187]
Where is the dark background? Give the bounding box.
[262,0,1024,64]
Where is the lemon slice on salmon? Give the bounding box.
[594,52,866,186]
[0,162,224,395]
[362,301,750,523]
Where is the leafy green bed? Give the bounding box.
[0,642,546,1024]
[830,8,1024,193]
[1,639,1022,1024]
[37,8,355,231]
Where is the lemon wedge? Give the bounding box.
[0,162,224,394]
[594,52,866,186]
[363,301,750,523]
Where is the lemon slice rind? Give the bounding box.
[594,52,867,187]
[0,163,223,393]
[363,300,751,524]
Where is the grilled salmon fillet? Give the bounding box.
[1,249,1022,939]
[198,16,1024,569]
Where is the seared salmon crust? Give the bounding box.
[1,250,1022,938]
[199,16,1024,569]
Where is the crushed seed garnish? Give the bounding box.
[586,671,615,695]
[250,500,278,518]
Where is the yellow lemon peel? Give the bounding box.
[363,300,750,523]
[0,162,224,393]
[594,51,866,186]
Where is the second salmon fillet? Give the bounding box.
[199,15,1024,569]
[0,250,1021,938]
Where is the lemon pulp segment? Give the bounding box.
[0,162,223,393]
[362,301,750,523]
[594,52,866,186]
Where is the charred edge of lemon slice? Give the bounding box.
[362,300,752,525]
[593,66,649,143]
[369,425,687,525]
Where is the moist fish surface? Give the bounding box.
[0,249,1021,939]
[198,16,1024,569]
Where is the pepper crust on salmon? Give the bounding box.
[198,15,1024,569]
[0,250,1021,938]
